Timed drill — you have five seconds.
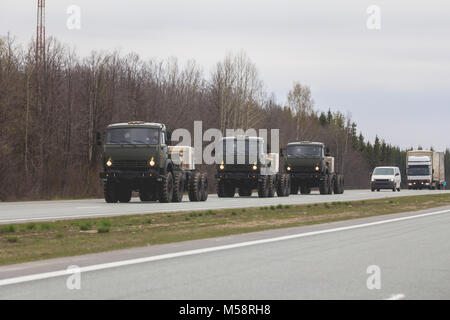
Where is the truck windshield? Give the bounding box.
[106,128,159,145]
[408,166,430,176]
[221,140,262,155]
[373,168,395,176]
[287,145,322,158]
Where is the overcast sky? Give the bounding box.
[1,0,449,150]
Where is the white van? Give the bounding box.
[371,167,401,192]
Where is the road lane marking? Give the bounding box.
[76,206,101,209]
[0,208,449,287]
[386,294,406,300]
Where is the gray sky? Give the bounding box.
[1,0,449,150]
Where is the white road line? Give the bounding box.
[386,294,406,300]
[0,208,449,287]
[76,206,101,209]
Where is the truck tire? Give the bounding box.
[238,187,252,197]
[300,185,311,195]
[277,173,290,197]
[118,184,132,203]
[268,175,276,197]
[159,171,174,203]
[285,174,291,196]
[188,171,201,201]
[328,176,333,194]
[104,181,118,203]
[319,175,329,195]
[172,172,184,203]
[340,176,345,194]
[333,176,340,194]
[290,183,299,195]
[258,175,269,198]
[200,173,208,201]
[217,179,235,198]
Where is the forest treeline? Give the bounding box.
[0,34,448,200]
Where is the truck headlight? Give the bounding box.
[149,157,155,167]
[252,163,258,170]
[315,166,320,171]
[287,166,291,171]
[106,159,112,167]
[390,178,394,182]
[219,163,225,170]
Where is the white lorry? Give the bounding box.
[407,150,445,190]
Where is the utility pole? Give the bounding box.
[35,0,46,193]
[36,0,45,64]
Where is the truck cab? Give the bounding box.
[215,136,290,198]
[284,141,344,195]
[407,150,445,190]
[99,121,207,203]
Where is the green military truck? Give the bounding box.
[99,121,208,203]
[283,141,344,195]
[215,136,290,198]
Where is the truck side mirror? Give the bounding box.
[166,131,172,145]
[211,148,216,157]
[95,132,102,146]
[279,148,284,157]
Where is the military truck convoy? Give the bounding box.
[99,121,446,203]
[99,124,344,202]
[99,121,208,203]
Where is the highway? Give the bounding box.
[0,206,449,299]
[1,189,449,225]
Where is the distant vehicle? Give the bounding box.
[283,141,344,195]
[371,166,401,192]
[407,150,445,190]
[215,136,290,198]
[99,121,208,203]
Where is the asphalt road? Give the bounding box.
[0,206,449,299]
[1,189,449,225]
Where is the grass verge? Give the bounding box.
[1,193,450,266]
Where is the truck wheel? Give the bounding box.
[104,181,118,203]
[276,173,288,197]
[238,187,252,197]
[290,183,299,195]
[340,176,345,194]
[333,176,340,194]
[268,175,276,197]
[258,176,269,198]
[172,172,184,203]
[118,185,132,203]
[285,174,291,197]
[159,171,174,203]
[300,185,311,195]
[319,176,329,195]
[200,173,208,201]
[188,171,201,201]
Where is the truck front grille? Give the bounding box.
[112,160,148,169]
